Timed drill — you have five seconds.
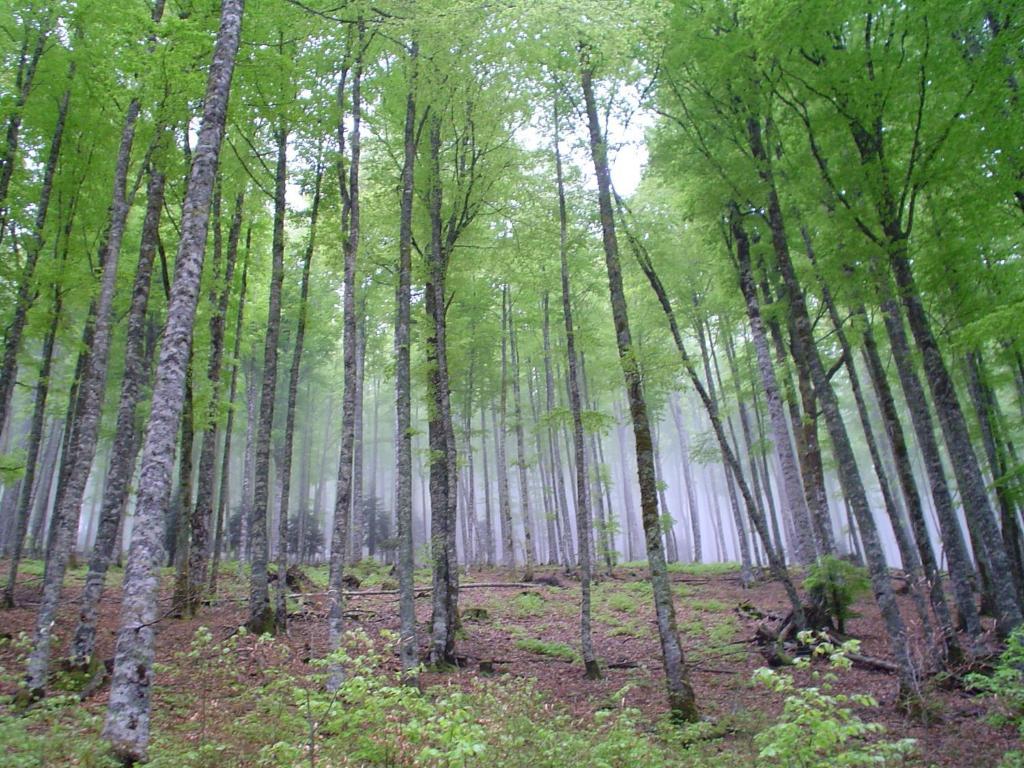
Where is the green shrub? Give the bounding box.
[967,627,1024,767]
[753,632,917,767]
[803,556,871,633]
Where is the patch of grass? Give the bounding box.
[606,621,645,638]
[510,591,546,617]
[667,561,740,576]
[689,598,729,613]
[515,637,578,662]
[606,591,636,613]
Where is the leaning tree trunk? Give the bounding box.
[247,125,288,634]
[394,49,418,678]
[743,115,919,694]
[26,88,143,696]
[554,104,599,678]
[103,2,243,760]
[890,246,1023,634]
[67,163,166,665]
[618,199,802,606]
[804,230,940,655]
[873,295,983,642]
[581,62,696,719]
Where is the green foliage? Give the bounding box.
[514,637,578,662]
[803,556,871,632]
[510,591,546,617]
[667,561,740,576]
[752,633,918,767]
[967,628,1024,766]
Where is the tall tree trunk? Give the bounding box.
[350,300,368,562]
[540,290,573,569]
[26,86,143,694]
[508,298,536,581]
[496,287,515,567]
[327,24,364,684]
[965,351,1024,604]
[554,104,599,677]
[247,126,288,633]
[425,113,459,667]
[273,159,322,630]
[581,63,695,718]
[66,164,165,664]
[0,11,50,214]
[395,46,419,679]
[183,190,245,613]
[734,238,814,566]
[480,404,495,566]
[103,2,243,758]
[211,225,251,591]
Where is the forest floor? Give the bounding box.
[0,557,1018,766]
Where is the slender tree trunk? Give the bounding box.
[327,25,364,684]
[424,113,459,667]
[211,225,251,592]
[554,105,599,677]
[103,2,242,758]
[965,351,1024,604]
[273,164,322,628]
[804,232,941,653]
[27,420,61,556]
[581,64,694,716]
[738,118,919,690]
[496,288,515,567]
[480,404,495,566]
[247,126,288,633]
[66,164,165,664]
[508,300,536,581]
[183,190,245,613]
[734,240,814,566]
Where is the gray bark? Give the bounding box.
[508,300,536,581]
[581,63,695,718]
[554,105,599,677]
[67,164,165,664]
[102,2,243,758]
[26,90,142,694]
[247,126,287,633]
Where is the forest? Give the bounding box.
[0,0,1022,765]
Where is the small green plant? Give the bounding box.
[803,555,871,633]
[753,632,917,767]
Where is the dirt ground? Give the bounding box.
[0,560,1018,766]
